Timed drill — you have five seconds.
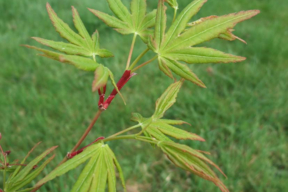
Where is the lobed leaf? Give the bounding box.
[166,10,260,51]
[46,3,85,47]
[159,142,229,192]
[163,47,246,64]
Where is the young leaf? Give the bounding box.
[162,0,207,49]
[92,65,109,92]
[163,58,206,88]
[46,3,85,47]
[166,10,260,51]
[153,81,183,119]
[154,0,167,50]
[163,47,246,64]
[27,4,113,69]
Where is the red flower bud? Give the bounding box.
[5,150,11,156]
[33,165,38,169]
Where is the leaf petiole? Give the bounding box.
[108,124,141,138]
[132,55,158,72]
[129,48,149,70]
[126,33,138,69]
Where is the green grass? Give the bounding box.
[0,0,287,191]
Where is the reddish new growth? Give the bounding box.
[98,70,136,110]
[67,136,105,159]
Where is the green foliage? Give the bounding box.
[148,0,259,87]
[14,0,260,191]
[35,143,126,192]
[25,3,123,95]
[158,141,228,192]
[89,0,157,42]
[2,144,57,192]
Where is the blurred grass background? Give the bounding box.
[0,0,287,191]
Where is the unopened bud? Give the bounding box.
[33,165,38,169]
[5,150,11,156]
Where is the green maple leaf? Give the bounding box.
[35,143,126,192]
[132,81,204,142]
[148,0,260,88]
[25,3,126,101]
